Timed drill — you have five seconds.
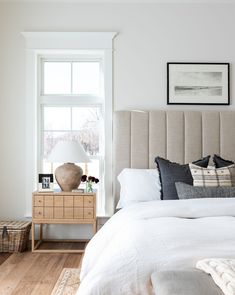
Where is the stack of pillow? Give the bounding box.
[117,155,235,209]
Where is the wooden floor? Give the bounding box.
[0,246,84,295]
[0,253,12,266]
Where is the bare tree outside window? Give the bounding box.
[43,107,102,158]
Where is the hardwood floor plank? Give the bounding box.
[30,254,71,295]
[63,253,83,269]
[0,253,39,282]
[0,253,40,295]
[13,254,69,295]
[0,251,83,295]
[0,254,12,266]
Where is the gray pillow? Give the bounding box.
[175,182,235,199]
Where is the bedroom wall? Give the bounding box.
[0,2,235,232]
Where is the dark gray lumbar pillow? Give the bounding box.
[175,182,235,200]
[155,156,210,200]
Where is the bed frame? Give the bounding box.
[113,110,235,208]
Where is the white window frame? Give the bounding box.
[22,32,117,217]
[39,55,105,213]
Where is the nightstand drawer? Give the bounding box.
[54,207,63,219]
[64,207,73,219]
[84,196,94,207]
[34,207,44,218]
[84,208,94,219]
[44,207,53,219]
[54,196,63,207]
[64,196,73,207]
[44,196,53,207]
[74,196,83,207]
[34,196,44,206]
[74,208,83,219]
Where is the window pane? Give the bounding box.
[72,62,100,95]
[43,131,73,158]
[85,159,100,183]
[72,107,102,156]
[44,107,71,131]
[44,62,71,94]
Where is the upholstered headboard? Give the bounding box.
[113,110,235,208]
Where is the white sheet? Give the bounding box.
[77,198,235,295]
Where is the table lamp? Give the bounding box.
[48,140,90,192]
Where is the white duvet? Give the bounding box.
[77,198,235,295]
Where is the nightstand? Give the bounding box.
[32,191,96,253]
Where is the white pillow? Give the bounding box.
[117,168,161,208]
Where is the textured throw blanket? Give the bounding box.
[196,258,235,295]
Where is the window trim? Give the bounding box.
[22,32,117,217]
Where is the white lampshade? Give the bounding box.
[48,141,90,163]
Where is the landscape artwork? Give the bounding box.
[167,63,229,105]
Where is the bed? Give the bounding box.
[77,111,235,295]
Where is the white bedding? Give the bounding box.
[77,198,235,295]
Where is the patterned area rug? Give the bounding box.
[51,268,81,295]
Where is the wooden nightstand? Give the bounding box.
[32,191,96,253]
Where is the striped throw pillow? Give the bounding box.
[189,163,235,187]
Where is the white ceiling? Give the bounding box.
[0,0,234,3]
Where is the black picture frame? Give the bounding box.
[38,173,54,191]
[167,62,230,105]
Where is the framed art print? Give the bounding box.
[167,63,230,105]
[38,173,54,192]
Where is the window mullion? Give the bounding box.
[71,61,73,94]
[70,106,73,134]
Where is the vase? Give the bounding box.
[86,181,93,193]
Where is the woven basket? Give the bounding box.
[0,221,31,252]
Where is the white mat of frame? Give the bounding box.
[51,268,81,295]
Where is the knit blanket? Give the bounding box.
[196,258,235,295]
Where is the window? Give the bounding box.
[43,61,101,96]
[39,58,104,214]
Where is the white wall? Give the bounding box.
[0,2,235,222]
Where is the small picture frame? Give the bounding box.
[38,174,54,192]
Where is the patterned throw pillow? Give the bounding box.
[189,163,235,187]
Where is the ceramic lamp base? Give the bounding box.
[55,163,83,192]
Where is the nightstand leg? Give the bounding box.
[31,223,35,252]
[39,224,43,240]
[93,221,97,234]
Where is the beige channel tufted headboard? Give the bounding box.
[113,110,235,208]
